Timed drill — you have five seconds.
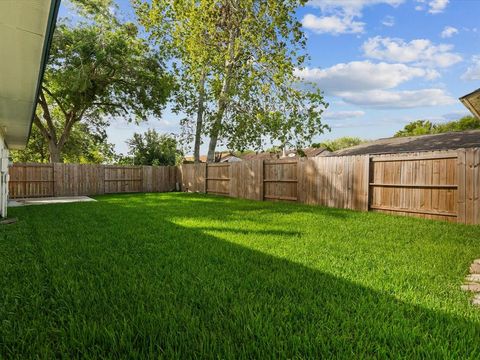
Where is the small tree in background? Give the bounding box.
[395,116,480,137]
[127,129,182,166]
[313,137,365,152]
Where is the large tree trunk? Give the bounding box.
[48,140,62,163]
[194,72,206,163]
[207,30,236,163]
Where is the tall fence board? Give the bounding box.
[10,163,177,198]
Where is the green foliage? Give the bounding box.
[314,137,365,152]
[35,3,174,162]
[11,122,116,164]
[3,193,480,357]
[395,120,434,137]
[134,0,328,160]
[395,116,480,137]
[127,129,182,166]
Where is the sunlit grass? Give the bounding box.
[1,192,480,358]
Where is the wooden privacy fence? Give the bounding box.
[9,163,177,198]
[179,148,480,224]
[9,148,480,224]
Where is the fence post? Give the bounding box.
[204,163,208,194]
[260,160,264,201]
[365,156,371,212]
[457,149,466,224]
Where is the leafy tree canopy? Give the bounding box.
[11,111,117,164]
[127,129,182,166]
[395,116,480,137]
[134,0,328,163]
[33,0,174,163]
[313,137,365,152]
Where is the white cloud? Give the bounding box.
[415,0,449,14]
[324,110,366,120]
[335,89,455,108]
[295,61,439,93]
[427,0,449,13]
[461,55,480,81]
[303,0,404,35]
[382,15,395,27]
[302,14,364,34]
[362,36,462,67]
[307,0,404,15]
[440,26,458,38]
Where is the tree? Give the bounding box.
[394,120,434,137]
[434,116,480,133]
[35,3,173,163]
[313,137,365,152]
[134,0,328,163]
[127,129,182,166]
[395,116,480,137]
[11,110,117,164]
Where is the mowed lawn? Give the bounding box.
[2,193,480,358]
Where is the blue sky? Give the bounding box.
[60,0,480,154]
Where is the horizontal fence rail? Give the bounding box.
[9,163,177,199]
[9,148,480,224]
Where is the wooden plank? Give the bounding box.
[370,205,457,217]
[263,179,298,183]
[264,195,298,201]
[457,149,467,223]
[369,183,457,189]
[371,153,458,162]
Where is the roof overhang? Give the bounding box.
[460,88,480,120]
[0,0,60,149]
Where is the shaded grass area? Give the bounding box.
[1,192,480,358]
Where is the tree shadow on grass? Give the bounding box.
[2,193,480,358]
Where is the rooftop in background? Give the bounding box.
[241,147,329,161]
[460,88,480,120]
[332,130,480,156]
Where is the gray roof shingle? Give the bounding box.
[331,130,480,156]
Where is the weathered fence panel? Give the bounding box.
[369,151,459,222]
[9,164,54,198]
[229,160,263,200]
[9,163,177,198]
[264,161,298,201]
[178,163,206,193]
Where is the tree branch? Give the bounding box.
[41,86,69,119]
[38,89,58,143]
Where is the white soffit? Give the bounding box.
[0,0,59,149]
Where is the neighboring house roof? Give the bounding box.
[0,0,61,149]
[460,88,480,119]
[241,147,329,161]
[218,155,242,162]
[184,155,208,163]
[332,130,480,156]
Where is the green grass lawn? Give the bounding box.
[2,193,480,358]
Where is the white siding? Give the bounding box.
[0,136,9,217]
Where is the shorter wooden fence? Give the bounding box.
[9,163,177,198]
